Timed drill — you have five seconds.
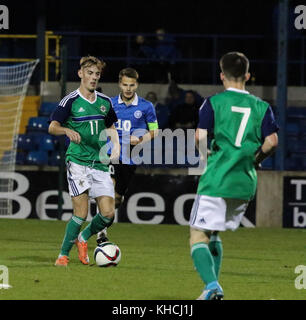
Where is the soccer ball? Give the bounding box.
[94,242,121,267]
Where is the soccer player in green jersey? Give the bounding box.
[49,56,120,266]
[189,52,279,299]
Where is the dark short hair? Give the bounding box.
[220,52,249,80]
[119,68,139,82]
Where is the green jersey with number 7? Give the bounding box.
[197,88,277,200]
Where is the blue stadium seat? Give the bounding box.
[49,151,61,166]
[16,151,26,165]
[286,136,300,153]
[285,153,304,171]
[287,107,306,119]
[17,134,36,151]
[286,122,299,137]
[38,134,55,151]
[39,102,58,117]
[302,157,306,170]
[26,151,49,166]
[27,117,49,133]
[17,134,27,150]
[300,120,306,136]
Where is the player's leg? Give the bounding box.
[97,164,118,243]
[55,162,90,266]
[189,195,225,300]
[55,192,89,266]
[224,199,249,231]
[81,195,115,240]
[208,231,223,279]
[80,168,115,243]
[97,163,136,243]
[190,227,223,300]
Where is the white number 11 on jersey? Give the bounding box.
[89,120,98,135]
[231,106,251,147]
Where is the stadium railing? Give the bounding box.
[51,31,306,85]
[1,31,305,85]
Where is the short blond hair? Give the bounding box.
[80,55,106,71]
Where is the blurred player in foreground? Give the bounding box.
[97,67,158,243]
[190,52,279,299]
[49,56,120,266]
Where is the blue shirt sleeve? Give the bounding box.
[145,102,158,124]
[197,98,214,131]
[49,100,72,124]
[261,105,279,139]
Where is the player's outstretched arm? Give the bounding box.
[48,120,81,144]
[131,129,159,146]
[254,132,278,168]
[195,128,208,160]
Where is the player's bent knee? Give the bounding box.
[101,208,115,219]
[189,228,210,246]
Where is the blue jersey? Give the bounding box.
[111,93,158,164]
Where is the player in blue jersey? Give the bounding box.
[97,67,159,243]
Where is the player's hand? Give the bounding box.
[64,128,81,144]
[130,135,140,145]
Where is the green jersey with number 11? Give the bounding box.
[50,89,118,172]
[197,88,278,200]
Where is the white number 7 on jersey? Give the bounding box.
[231,106,251,147]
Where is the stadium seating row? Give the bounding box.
[17,150,61,166]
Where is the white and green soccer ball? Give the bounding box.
[94,242,121,267]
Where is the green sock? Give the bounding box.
[81,213,114,242]
[60,215,85,257]
[209,235,223,279]
[191,242,217,285]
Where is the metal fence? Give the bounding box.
[0,31,305,85]
[53,31,305,85]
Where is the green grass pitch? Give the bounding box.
[0,218,306,300]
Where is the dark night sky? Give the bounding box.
[1,0,294,35]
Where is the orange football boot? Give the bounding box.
[75,240,89,265]
[55,255,69,266]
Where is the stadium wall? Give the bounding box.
[257,171,306,228]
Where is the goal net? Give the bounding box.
[0,60,39,216]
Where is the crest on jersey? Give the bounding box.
[100,105,107,113]
[134,110,142,119]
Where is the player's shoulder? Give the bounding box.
[96,91,112,105]
[199,94,215,110]
[59,90,79,107]
[211,90,269,106]
[138,96,154,109]
[110,95,120,105]
[247,93,269,106]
